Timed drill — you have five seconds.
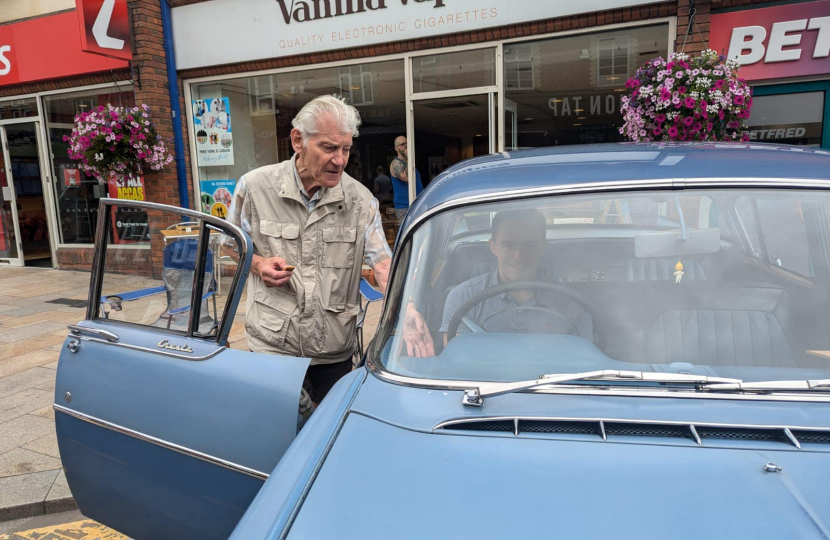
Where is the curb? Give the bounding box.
[0,496,77,523]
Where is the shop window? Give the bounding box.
[597,36,630,88]
[746,91,824,146]
[504,44,534,91]
[191,60,405,245]
[0,97,38,120]
[412,48,495,94]
[504,24,669,150]
[44,85,136,245]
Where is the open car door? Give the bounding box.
[55,199,309,540]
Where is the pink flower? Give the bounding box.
[706,122,714,132]
[653,127,662,136]
[678,86,687,94]
[655,113,666,123]
[718,110,725,120]
[733,95,745,105]
[684,97,696,108]
[691,122,702,133]
[625,78,641,89]
[741,133,750,142]
[684,117,695,126]
[668,126,679,137]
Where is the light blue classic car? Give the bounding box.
[57,143,830,540]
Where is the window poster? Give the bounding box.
[200,179,235,219]
[193,97,234,166]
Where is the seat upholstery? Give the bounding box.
[644,309,794,367]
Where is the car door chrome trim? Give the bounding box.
[70,334,226,361]
[54,405,269,480]
[68,325,120,343]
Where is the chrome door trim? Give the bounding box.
[54,405,269,480]
[68,325,119,342]
[69,334,226,361]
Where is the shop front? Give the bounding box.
[0,7,132,267]
[174,0,675,239]
[711,0,830,148]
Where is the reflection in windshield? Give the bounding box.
[379,189,830,387]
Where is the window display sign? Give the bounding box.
[64,168,81,188]
[107,174,145,201]
[710,0,830,82]
[193,98,234,167]
[199,179,235,219]
[746,92,824,146]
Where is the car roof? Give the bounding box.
[405,142,830,226]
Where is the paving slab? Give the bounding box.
[0,369,57,399]
[0,416,55,456]
[0,448,61,479]
[0,335,66,359]
[0,389,54,424]
[0,305,60,320]
[0,350,60,379]
[0,470,59,521]
[0,323,68,344]
[21,433,60,460]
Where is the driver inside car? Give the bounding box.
[439,209,593,346]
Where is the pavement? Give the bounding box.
[0,265,383,525]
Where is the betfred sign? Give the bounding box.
[710,1,830,81]
[0,11,128,87]
[75,0,132,60]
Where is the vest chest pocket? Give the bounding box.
[321,226,357,268]
[260,219,300,261]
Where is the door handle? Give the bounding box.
[68,325,120,342]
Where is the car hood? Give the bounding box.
[287,412,830,539]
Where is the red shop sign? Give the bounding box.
[710,0,830,81]
[0,10,129,88]
[75,0,132,61]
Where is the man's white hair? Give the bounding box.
[292,95,361,145]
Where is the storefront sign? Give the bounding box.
[199,179,236,218]
[172,0,665,70]
[75,0,133,61]
[710,0,830,81]
[548,94,621,116]
[0,11,129,87]
[193,98,234,167]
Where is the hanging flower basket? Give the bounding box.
[64,103,174,183]
[619,49,754,143]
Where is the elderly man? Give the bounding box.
[227,95,392,406]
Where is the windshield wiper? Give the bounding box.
[462,370,743,406]
[700,379,830,393]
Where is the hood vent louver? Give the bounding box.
[436,417,830,450]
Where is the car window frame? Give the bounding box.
[86,198,252,345]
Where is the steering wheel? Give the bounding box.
[445,280,604,349]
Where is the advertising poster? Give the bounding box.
[200,179,235,219]
[193,97,234,167]
[64,168,81,188]
[107,175,149,243]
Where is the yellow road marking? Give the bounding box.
[0,519,129,540]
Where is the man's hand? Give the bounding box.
[402,303,435,358]
[253,255,293,287]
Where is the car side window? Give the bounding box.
[755,198,812,277]
[95,203,239,338]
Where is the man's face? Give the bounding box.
[489,218,545,278]
[395,137,407,158]
[291,114,353,189]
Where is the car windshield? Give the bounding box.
[374,188,830,387]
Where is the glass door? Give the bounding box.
[0,126,24,265]
[0,122,52,267]
[412,93,494,189]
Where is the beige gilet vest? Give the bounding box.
[243,160,373,364]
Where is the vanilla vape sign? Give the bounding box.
[172,0,664,70]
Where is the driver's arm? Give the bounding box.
[439,283,471,345]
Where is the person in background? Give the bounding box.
[390,136,423,225]
[226,95,393,419]
[373,165,393,204]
